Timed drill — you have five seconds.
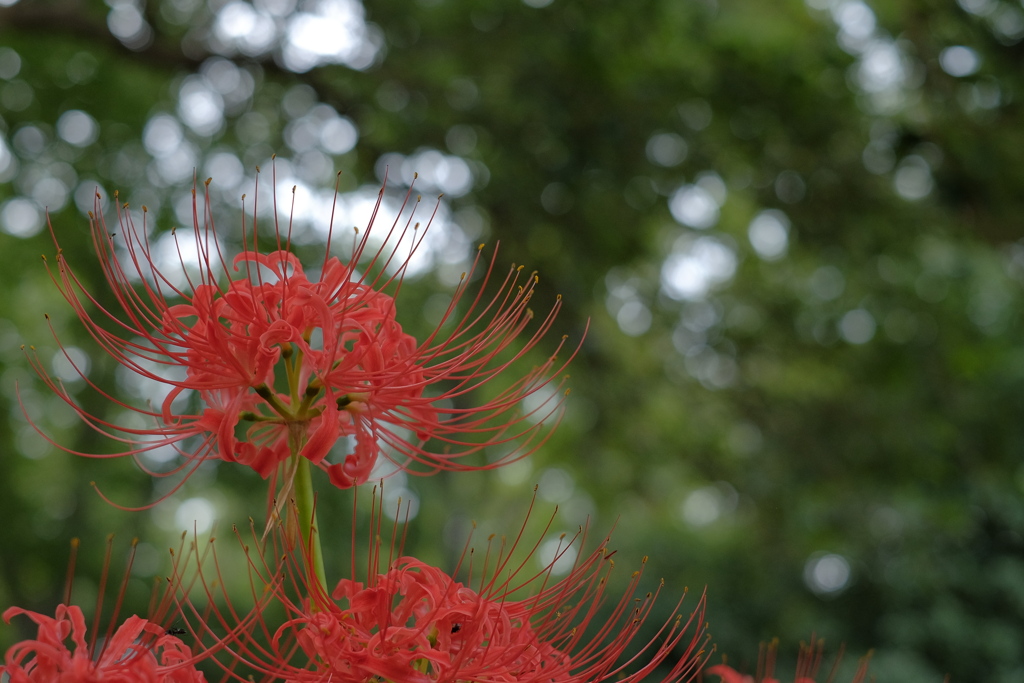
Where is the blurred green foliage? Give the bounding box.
[1,0,1024,680]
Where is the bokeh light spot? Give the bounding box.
[174,497,217,534]
[839,308,876,344]
[0,197,43,238]
[893,155,933,200]
[57,110,99,147]
[804,552,851,595]
[537,535,578,576]
[662,236,737,300]
[747,210,790,261]
[939,45,981,77]
[646,132,688,167]
[669,185,720,229]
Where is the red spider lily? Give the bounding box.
[27,168,578,508]
[1,606,204,683]
[1,538,206,683]
[171,493,709,683]
[705,638,870,683]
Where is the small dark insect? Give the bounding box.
[166,627,187,636]
[451,624,461,634]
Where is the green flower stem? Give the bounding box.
[289,429,327,593]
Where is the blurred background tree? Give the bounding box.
[1,0,1023,680]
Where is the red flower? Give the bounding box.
[1,538,206,683]
[29,172,577,506]
[706,638,870,683]
[1,605,205,683]
[175,500,708,683]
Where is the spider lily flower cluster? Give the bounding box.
[173,500,707,683]
[705,638,870,683]
[0,164,827,683]
[1,538,206,683]
[2,605,204,683]
[29,173,574,503]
